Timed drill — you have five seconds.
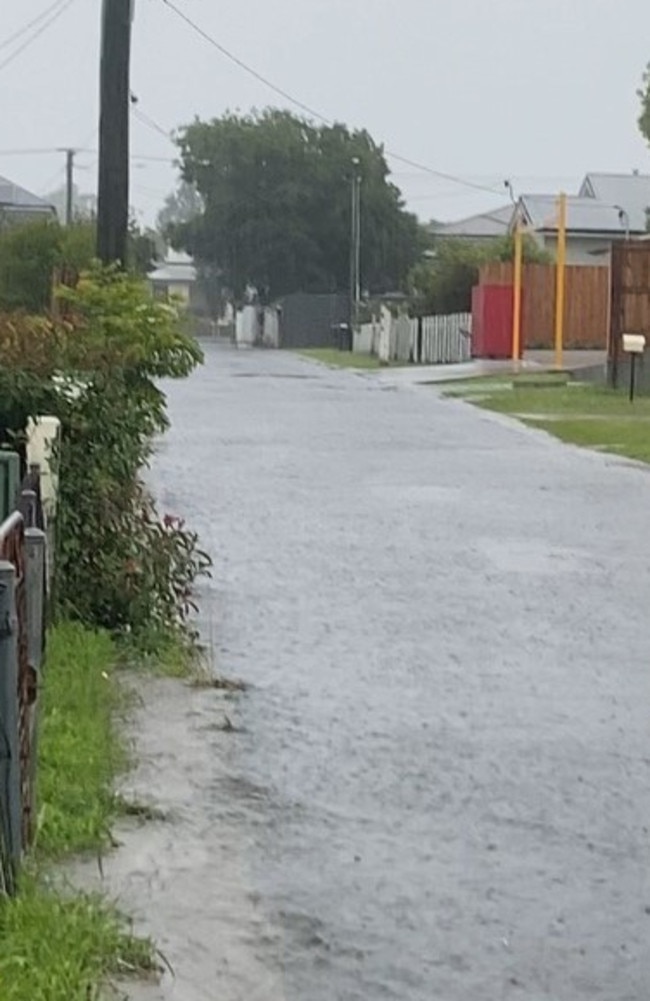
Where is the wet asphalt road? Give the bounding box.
[147,342,650,1000]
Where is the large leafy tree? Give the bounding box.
[166,109,422,301]
[410,234,551,316]
[638,63,650,149]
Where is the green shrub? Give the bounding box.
[0,265,209,640]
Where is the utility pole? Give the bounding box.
[349,158,362,339]
[97,0,133,265]
[64,149,75,226]
[554,191,567,371]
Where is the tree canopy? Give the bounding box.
[638,62,650,148]
[410,234,551,316]
[165,109,423,302]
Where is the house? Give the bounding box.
[148,251,209,314]
[579,172,650,235]
[431,204,514,243]
[513,194,629,265]
[0,175,56,225]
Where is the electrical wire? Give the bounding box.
[0,0,68,53]
[0,0,77,74]
[158,0,503,197]
[131,105,172,141]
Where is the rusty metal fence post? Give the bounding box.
[0,560,22,893]
[25,528,46,838]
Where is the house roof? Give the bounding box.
[518,194,626,235]
[433,204,514,239]
[149,258,197,284]
[579,172,650,233]
[0,175,55,214]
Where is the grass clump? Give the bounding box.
[0,878,158,1001]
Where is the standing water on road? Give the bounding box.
[110,342,649,1000]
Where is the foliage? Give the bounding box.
[157,180,204,234]
[0,621,156,1000]
[0,220,62,313]
[128,219,161,275]
[0,218,162,314]
[169,108,424,301]
[37,623,123,857]
[0,266,209,638]
[638,62,650,149]
[0,879,157,1001]
[410,234,551,315]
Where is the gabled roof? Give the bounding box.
[518,194,626,234]
[579,172,650,233]
[0,175,55,214]
[433,204,514,239]
[149,257,197,284]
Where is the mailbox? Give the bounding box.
[622,333,646,354]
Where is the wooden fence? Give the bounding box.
[479,262,609,350]
[610,241,650,388]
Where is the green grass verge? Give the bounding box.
[296,348,381,369]
[448,381,650,464]
[0,621,157,1001]
[37,623,126,857]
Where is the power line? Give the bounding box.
[159,0,502,197]
[0,0,76,74]
[131,103,172,140]
[0,0,68,53]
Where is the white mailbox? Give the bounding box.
[622,333,646,354]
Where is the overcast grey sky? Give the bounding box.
[2,0,650,226]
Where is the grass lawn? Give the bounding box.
[296,348,381,369]
[0,622,158,1001]
[446,380,650,464]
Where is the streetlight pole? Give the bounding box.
[64,149,75,226]
[349,158,362,343]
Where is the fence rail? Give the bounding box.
[0,482,47,894]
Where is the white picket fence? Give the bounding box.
[413,313,472,364]
[355,310,472,365]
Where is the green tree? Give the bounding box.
[157,181,203,234]
[169,109,422,301]
[638,62,650,148]
[0,218,160,313]
[410,234,550,316]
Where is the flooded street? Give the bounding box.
[111,342,649,1000]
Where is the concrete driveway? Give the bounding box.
[118,343,650,1001]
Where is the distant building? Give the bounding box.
[430,204,514,244]
[579,172,650,234]
[149,251,209,314]
[513,194,631,265]
[0,175,56,226]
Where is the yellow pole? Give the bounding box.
[554,191,567,370]
[512,221,523,362]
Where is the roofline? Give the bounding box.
[0,202,56,213]
[535,226,643,237]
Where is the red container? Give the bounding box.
[472,284,520,360]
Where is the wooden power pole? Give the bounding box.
[64,148,75,226]
[97,0,132,265]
